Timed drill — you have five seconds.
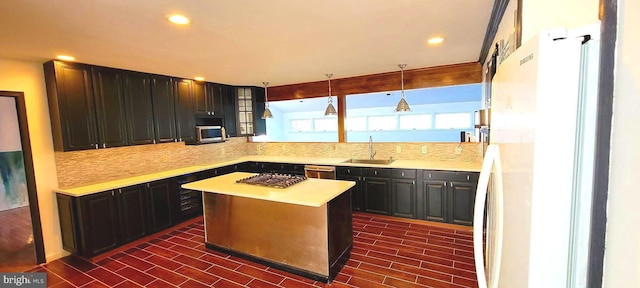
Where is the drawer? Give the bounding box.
[336,166,362,176]
[362,168,390,178]
[391,169,417,179]
[423,170,479,182]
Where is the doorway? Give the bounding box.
[0,91,45,271]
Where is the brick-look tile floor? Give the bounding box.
[26,213,478,287]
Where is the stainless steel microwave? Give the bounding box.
[196,126,226,143]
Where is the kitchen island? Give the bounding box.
[181,172,356,283]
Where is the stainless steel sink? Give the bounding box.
[342,159,395,165]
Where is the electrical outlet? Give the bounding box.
[455,146,462,155]
[396,146,401,153]
[421,145,427,154]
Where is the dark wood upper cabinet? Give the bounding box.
[150,75,177,143]
[254,87,267,136]
[174,79,196,143]
[44,61,99,151]
[91,66,129,148]
[123,71,155,145]
[208,83,224,116]
[193,80,208,115]
[222,85,237,137]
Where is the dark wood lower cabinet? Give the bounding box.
[391,179,417,219]
[147,179,177,233]
[422,171,479,226]
[364,177,391,215]
[423,180,448,223]
[117,185,147,243]
[449,181,476,226]
[77,191,120,257]
[56,178,182,258]
[340,175,363,211]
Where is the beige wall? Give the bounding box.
[603,0,640,285]
[522,0,600,42]
[0,58,64,261]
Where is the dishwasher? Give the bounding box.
[304,165,336,179]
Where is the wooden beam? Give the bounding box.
[337,94,346,142]
[268,62,482,101]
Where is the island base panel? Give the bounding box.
[203,191,352,282]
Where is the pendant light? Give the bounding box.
[261,82,273,119]
[324,73,337,116]
[394,64,411,112]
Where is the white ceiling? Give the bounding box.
[0,0,493,87]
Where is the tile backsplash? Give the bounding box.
[55,139,483,188]
[55,138,248,188]
[248,142,483,162]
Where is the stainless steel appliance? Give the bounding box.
[236,173,307,188]
[304,165,336,179]
[196,125,226,143]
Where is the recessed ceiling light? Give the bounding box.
[194,76,205,81]
[56,55,75,61]
[427,37,445,45]
[167,14,190,25]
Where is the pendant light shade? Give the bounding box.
[324,73,337,116]
[394,64,411,112]
[261,82,273,119]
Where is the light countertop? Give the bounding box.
[55,155,481,197]
[182,172,355,207]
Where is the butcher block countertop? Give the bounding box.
[55,155,481,197]
[182,172,355,207]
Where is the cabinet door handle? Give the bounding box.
[153,139,156,144]
[211,111,215,115]
[444,182,447,187]
[374,170,377,176]
[146,183,150,188]
[179,138,182,142]
[118,189,122,195]
[428,173,432,178]
[175,139,178,142]
[412,180,415,185]
[401,172,405,177]
[467,175,470,180]
[102,143,106,149]
[111,191,114,196]
[95,144,98,149]
[347,169,350,174]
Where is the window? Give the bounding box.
[399,114,431,130]
[314,118,338,131]
[434,113,472,129]
[290,119,312,132]
[368,116,396,131]
[346,117,367,131]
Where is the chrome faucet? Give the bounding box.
[369,136,376,160]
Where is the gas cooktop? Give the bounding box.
[235,173,307,189]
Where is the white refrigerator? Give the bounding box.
[474,25,601,288]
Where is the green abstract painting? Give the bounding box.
[0,151,28,211]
